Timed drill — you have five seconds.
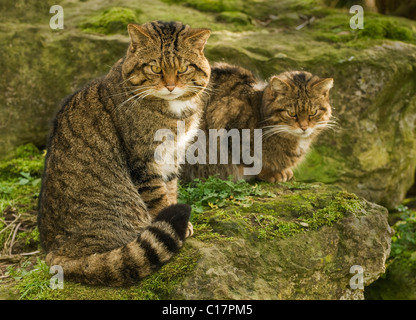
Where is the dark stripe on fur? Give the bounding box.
[148,226,179,253]
[174,24,186,51]
[137,185,162,194]
[146,195,165,209]
[150,21,164,51]
[120,245,142,283]
[189,63,208,79]
[139,237,161,268]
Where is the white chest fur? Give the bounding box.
[168,99,196,117]
[176,118,200,162]
[297,138,311,155]
[156,99,200,181]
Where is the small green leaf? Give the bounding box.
[18,178,29,185]
[20,172,31,179]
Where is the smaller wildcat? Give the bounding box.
[181,63,334,183]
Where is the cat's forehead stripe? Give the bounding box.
[151,21,185,52]
[148,21,190,67]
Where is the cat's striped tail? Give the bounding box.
[45,204,192,286]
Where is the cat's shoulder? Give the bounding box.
[211,62,257,84]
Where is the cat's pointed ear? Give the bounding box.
[270,76,292,93]
[127,24,153,50]
[185,28,211,53]
[312,78,334,96]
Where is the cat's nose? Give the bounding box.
[299,121,309,131]
[166,85,176,92]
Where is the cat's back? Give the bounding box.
[209,62,260,95]
[203,63,263,130]
[45,74,122,172]
[38,71,137,251]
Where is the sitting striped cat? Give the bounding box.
[181,63,334,183]
[38,21,211,286]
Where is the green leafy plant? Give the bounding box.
[6,258,51,300]
[391,205,416,264]
[178,175,275,214]
[18,172,41,187]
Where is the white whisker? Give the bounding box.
[117,76,136,87]
[104,87,145,99]
[117,88,154,110]
[261,126,291,140]
[188,85,215,93]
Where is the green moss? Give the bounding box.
[365,205,416,299]
[0,144,44,214]
[0,143,44,180]
[161,0,244,13]
[217,11,251,26]
[16,228,40,252]
[294,145,345,184]
[0,144,43,261]
[205,183,365,241]
[128,245,201,300]
[307,10,415,45]
[80,7,142,35]
[299,191,361,229]
[13,245,200,300]
[359,18,414,42]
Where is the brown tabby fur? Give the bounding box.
[37,21,211,286]
[181,63,334,183]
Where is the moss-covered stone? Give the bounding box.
[359,17,413,41]
[80,7,142,35]
[3,181,391,300]
[172,183,391,300]
[217,11,252,26]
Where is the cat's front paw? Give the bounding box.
[258,168,294,183]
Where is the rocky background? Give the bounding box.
[0,0,415,300]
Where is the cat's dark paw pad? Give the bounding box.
[155,204,191,240]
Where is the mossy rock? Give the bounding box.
[80,7,142,35]
[6,182,391,300]
[359,17,413,41]
[217,11,252,26]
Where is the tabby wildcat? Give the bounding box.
[181,63,334,183]
[37,21,211,286]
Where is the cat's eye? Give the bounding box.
[287,111,297,118]
[309,110,318,117]
[178,66,188,73]
[151,65,162,74]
